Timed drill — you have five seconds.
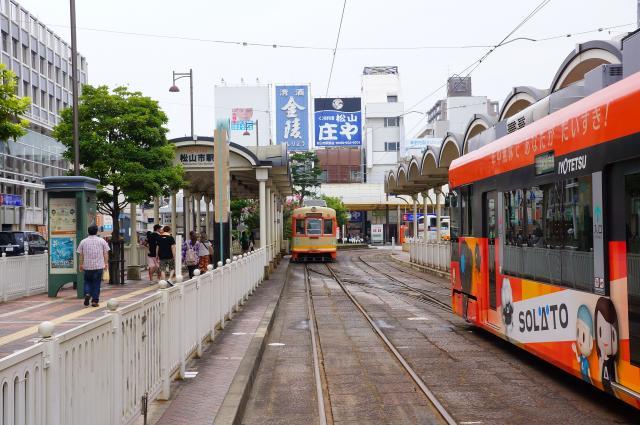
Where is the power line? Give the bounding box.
[326,0,347,97]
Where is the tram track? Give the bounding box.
[351,254,452,312]
[306,263,457,425]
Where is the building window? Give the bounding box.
[56,99,60,114]
[22,81,27,98]
[1,32,7,53]
[40,57,45,74]
[31,51,36,69]
[9,2,16,21]
[22,45,27,64]
[384,117,399,127]
[384,142,399,152]
[11,38,17,59]
[387,95,398,102]
[61,71,66,88]
[32,85,37,105]
[47,62,52,79]
[55,67,60,84]
[49,95,53,112]
[40,90,45,109]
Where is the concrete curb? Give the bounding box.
[212,259,290,425]
[389,253,451,279]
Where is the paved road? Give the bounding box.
[244,250,640,424]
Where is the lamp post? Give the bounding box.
[169,69,194,139]
[169,69,194,236]
[69,0,80,175]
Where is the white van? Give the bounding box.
[417,215,450,240]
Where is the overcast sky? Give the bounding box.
[17,0,638,139]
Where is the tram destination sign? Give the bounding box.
[534,151,554,175]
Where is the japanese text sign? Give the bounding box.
[275,85,310,151]
[314,97,362,147]
[0,194,23,206]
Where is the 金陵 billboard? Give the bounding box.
[314,97,362,147]
[275,85,310,151]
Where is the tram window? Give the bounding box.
[323,219,334,235]
[625,172,640,366]
[449,190,460,241]
[460,186,473,236]
[504,190,525,245]
[307,218,322,235]
[295,219,305,235]
[502,176,593,291]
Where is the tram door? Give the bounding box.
[609,162,640,367]
[484,191,497,311]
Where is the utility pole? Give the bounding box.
[637,0,640,28]
[70,0,80,175]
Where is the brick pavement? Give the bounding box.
[151,262,288,425]
[0,278,158,357]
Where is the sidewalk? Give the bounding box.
[145,260,289,425]
[0,278,158,358]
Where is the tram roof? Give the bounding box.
[292,206,336,216]
[448,71,640,188]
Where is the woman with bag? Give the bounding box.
[183,230,201,279]
[198,232,211,273]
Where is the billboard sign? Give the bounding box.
[402,213,424,222]
[371,224,384,243]
[314,97,362,147]
[275,85,310,151]
[0,194,23,206]
[214,85,271,147]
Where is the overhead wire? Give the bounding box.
[325,0,348,96]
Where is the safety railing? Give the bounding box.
[407,238,451,272]
[123,244,149,269]
[0,247,267,425]
[0,252,48,301]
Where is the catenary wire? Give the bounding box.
[325,0,348,97]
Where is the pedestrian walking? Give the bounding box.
[198,232,211,273]
[183,230,202,279]
[157,225,176,281]
[240,230,250,254]
[77,225,110,307]
[145,224,162,283]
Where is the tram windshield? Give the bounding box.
[295,219,305,235]
[306,218,322,235]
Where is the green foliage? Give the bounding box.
[282,198,300,240]
[0,65,30,142]
[321,195,348,228]
[231,198,259,233]
[53,85,185,239]
[290,151,322,204]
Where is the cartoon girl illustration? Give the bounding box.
[571,305,594,383]
[501,278,514,336]
[594,297,619,394]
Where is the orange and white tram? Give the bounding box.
[448,70,640,407]
[291,206,337,262]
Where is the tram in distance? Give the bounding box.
[448,70,640,407]
[290,203,337,262]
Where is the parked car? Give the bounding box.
[0,231,48,256]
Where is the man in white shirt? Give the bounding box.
[77,225,110,307]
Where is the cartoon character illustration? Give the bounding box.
[594,297,619,394]
[460,241,473,294]
[501,278,514,335]
[571,304,594,383]
[474,244,481,272]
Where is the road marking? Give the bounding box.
[0,284,157,348]
[0,299,65,319]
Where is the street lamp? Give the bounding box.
[169,69,194,139]
[69,0,80,175]
[169,69,195,237]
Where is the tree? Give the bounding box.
[53,85,184,249]
[321,195,348,228]
[290,151,322,204]
[0,65,30,143]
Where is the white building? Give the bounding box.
[362,66,404,184]
[417,76,498,139]
[213,84,271,147]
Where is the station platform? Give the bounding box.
[140,259,289,425]
[0,279,159,358]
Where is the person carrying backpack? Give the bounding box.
[183,230,202,279]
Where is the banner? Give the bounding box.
[275,85,309,151]
[314,97,362,147]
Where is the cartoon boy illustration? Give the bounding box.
[571,304,594,383]
[594,297,619,394]
[501,278,514,335]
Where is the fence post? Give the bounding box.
[156,281,171,400]
[193,269,203,358]
[176,274,186,379]
[39,321,61,425]
[216,261,225,329]
[105,298,123,420]
[1,253,6,301]
[225,259,233,319]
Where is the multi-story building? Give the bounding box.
[417,76,498,139]
[0,0,88,231]
[362,66,404,184]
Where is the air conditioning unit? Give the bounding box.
[506,109,533,134]
[584,64,624,95]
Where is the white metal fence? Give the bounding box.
[407,238,451,272]
[0,247,268,425]
[0,253,48,301]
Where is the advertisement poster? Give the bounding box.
[314,97,362,147]
[275,85,310,151]
[50,236,76,273]
[371,224,384,243]
[49,197,77,274]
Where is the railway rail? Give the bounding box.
[306,263,457,425]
